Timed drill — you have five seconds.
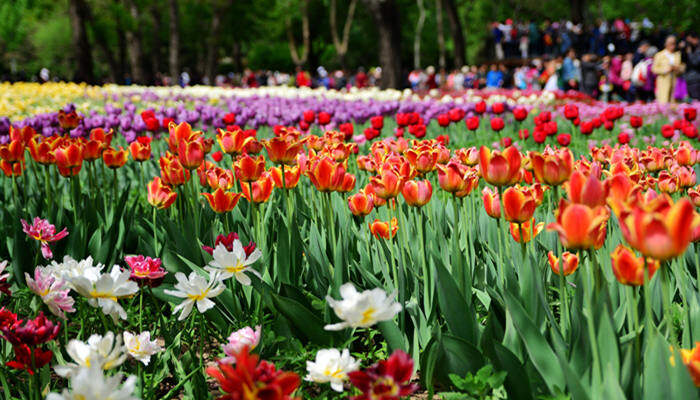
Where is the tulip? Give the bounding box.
[270,165,301,189]
[401,179,432,207]
[82,139,104,162]
[618,198,699,261]
[547,200,609,250]
[102,146,129,169]
[630,116,643,128]
[129,137,152,162]
[405,146,438,174]
[689,187,700,207]
[455,147,478,166]
[9,126,35,145]
[502,185,536,223]
[263,135,304,165]
[233,154,265,183]
[200,167,235,190]
[202,188,243,213]
[465,116,480,131]
[241,172,274,203]
[529,147,573,186]
[28,136,55,165]
[147,177,177,209]
[369,166,405,200]
[482,187,501,219]
[474,101,487,114]
[492,102,505,114]
[348,191,374,217]
[513,107,528,122]
[679,343,700,387]
[0,139,25,163]
[216,127,254,156]
[368,218,398,240]
[159,152,190,187]
[53,142,83,177]
[177,138,205,170]
[307,156,349,193]
[167,121,199,153]
[0,160,24,177]
[563,104,579,120]
[547,251,579,276]
[479,146,522,186]
[564,171,607,208]
[490,117,505,132]
[610,244,659,286]
[58,109,81,130]
[510,218,544,243]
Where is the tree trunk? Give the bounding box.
[149,5,163,84]
[571,0,585,23]
[68,0,94,83]
[168,0,180,84]
[443,0,465,67]
[205,7,223,84]
[435,0,446,69]
[330,0,358,69]
[362,0,402,89]
[124,0,147,84]
[414,0,426,69]
[285,0,310,67]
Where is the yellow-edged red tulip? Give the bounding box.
[369,218,398,240]
[610,244,659,285]
[547,199,609,250]
[28,136,55,165]
[482,187,501,219]
[547,251,579,276]
[689,186,700,207]
[455,147,479,166]
[263,135,304,165]
[401,179,432,207]
[618,198,699,261]
[58,109,81,130]
[479,145,522,186]
[672,165,696,188]
[168,121,199,154]
[0,139,24,164]
[607,173,641,216]
[202,188,242,213]
[129,137,152,162]
[322,142,355,162]
[436,161,470,194]
[680,342,700,387]
[307,156,348,193]
[89,127,113,148]
[147,177,177,209]
[363,184,386,207]
[348,192,374,217]
[405,146,439,174]
[369,165,405,200]
[529,147,574,186]
[82,139,105,162]
[356,155,377,173]
[337,173,356,193]
[217,127,254,156]
[9,126,35,145]
[241,172,274,203]
[658,171,680,194]
[565,170,607,208]
[103,146,129,169]
[177,138,205,170]
[200,167,235,190]
[502,185,536,223]
[233,154,265,183]
[159,152,190,187]
[0,160,24,177]
[271,165,301,189]
[53,142,83,177]
[510,218,544,243]
[675,143,694,166]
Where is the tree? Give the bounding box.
[205,0,228,84]
[413,0,426,69]
[443,0,465,67]
[286,0,310,67]
[362,0,402,89]
[68,0,95,82]
[124,0,147,84]
[329,0,358,68]
[435,0,445,69]
[168,0,179,83]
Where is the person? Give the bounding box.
[355,67,368,88]
[425,66,438,89]
[580,54,599,97]
[633,41,650,65]
[485,64,503,88]
[492,22,504,60]
[685,32,700,100]
[633,47,657,102]
[560,49,579,90]
[652,35,685,103]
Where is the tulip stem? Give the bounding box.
[558,267,569,335]
[659,262,675,344]
[387,201,398,291]
[152,207,159,256]
[626,285,641,364]
[642,261,653,340]
[584,250,602,387]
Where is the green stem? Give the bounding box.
[659,262,675,343]
[585,250,602,387]
[558,267,569,335]
[152,207,159,256]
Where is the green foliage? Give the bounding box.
[439,365,508,400]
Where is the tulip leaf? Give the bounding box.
[435,260,479,345]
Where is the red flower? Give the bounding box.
[684,107,697,122]
[490,117,504,132]
[370,116,384,130]
[448,107,464,122]
[202,232,256,257]
[513,107,528,122]
[206,347,300,400]
[212,150,224,162]
[223,113,236,125]
[563,104,579,120]
[579,121,594,135]
[533,130,547,144]
[604,120,614,131]
[364,128,380,141]
[317,111,332,126]
[6,344,53,375]
[437,114,450,127]
[465,116,480,131]
[661,124,675,138]
[630,116,643,128]
[491,102,505,114]
[556,133,571,146]
[302,110,315,124]
[618,132,631,144]
[474,101,487,114]
[348,350,418,400]
[340,122,354,139]
[518,129,530,140]
[408,124,426,138]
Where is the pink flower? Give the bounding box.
[21,217,68,259]
[202,232,256,258]
[124,255,167,287]
[221,325,261,364]
[25,267,75,319]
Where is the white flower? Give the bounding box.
[305,348,360,392]
[0,260,9,282]
[45,256,104,287]
[324,283,402,331]
[205,242,262,285]
[164,272,225,321]
[47,366,138,400]
[54,332,127,378]
[70,266,138,322]
[123,331,163,366]
[25,266,75,319]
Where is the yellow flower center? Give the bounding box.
[324,368,345,379]
[225,261,246,274]
[187,288,211,301]
[360,307,376,325]
[89,290,118,302]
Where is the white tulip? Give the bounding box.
[47,366,137,400]
[324,283,402,330]
[164,272,225,321]
[305,348,360,392]
[54,332,127,378]
[123,331,163,366]
[204,242,262,285]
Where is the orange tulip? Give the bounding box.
[307,156,348,192]
[241,172,274,203]
[547,251,579,276]
[363,184,386,207]
[610,244,659,286]
[369,218,398,239]
[529,147,574,186]
[200,167,235,190]
[639,147,670,172]
[322,142,355,162]
[455,147,479,166]
[547,200,609,250]
[177,138,205,170]
[405,146,439,174]
[482,187,501,219]
[263,135,304,165]
[159,152,190,187]
[675,143,694,166]
[369,166,405,200]
[53,142,83,177]
[0,160,24,177]
[618,198,699,261]
[401,179,432,207]
[510,219,544,243]
[57,109,81,130]
[688,186,700,207]
[657,171,680,194]
[680,342,700,387]
[348,192,374,217]
[9,126,35,145]
[607,173,641,216]
[233,154,266,183]
[216,127,254,156]
[82,139,105,162]
[0,139,25,164]
[527,183,547,206]
[89,127,113,147]
[356,155,377,173]
[565,170,607,208]
[672,165,696,188]
[103,146,129,169]
[147,177,177,209]
[503,185,537,223]
[271,165,302,189]
[337,173,356,193]
[479,145,522,186]
[202,188,243,213]
[168,122,200,153]
[436,161,470,194]
[28,136,55,165]
[129,137,152,162]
